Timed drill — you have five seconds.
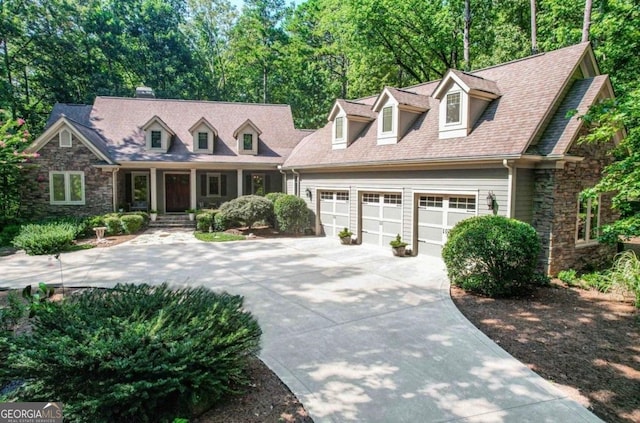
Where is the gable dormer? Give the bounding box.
[372,87,430,145]
[233,119,261,155]
[189,117,217,154]
[328,99,376,150]
[432,69,500,139]
[142,115,174,152]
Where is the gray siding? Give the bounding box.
[514,168,534,223]
[298,167,509,248]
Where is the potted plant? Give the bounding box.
[186,208,196,221]
[149,209,158,222]
[390,234,408,257]
[337,227,353,245]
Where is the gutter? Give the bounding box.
[291,168,300,196]
[502,159,515,218]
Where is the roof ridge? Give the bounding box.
[95,96,291,108]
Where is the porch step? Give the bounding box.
[149,214,196,229]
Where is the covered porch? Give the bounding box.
[112,166,284,213]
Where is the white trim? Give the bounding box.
[150,168,158,211]
[575,193,601,245]
[49,171,85,205]
[237,169,243,196]
[59,129,72,147]
[444,91,462,125]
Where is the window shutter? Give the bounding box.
[245,174,251,195]
[221,174,227,196]
[265,174,271,194]
[200,174,207,196]
[125,173,132,203]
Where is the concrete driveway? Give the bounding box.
[0,234,601,423]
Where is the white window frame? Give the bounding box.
[205,172,222,197]
[197,132,209,150]
[445,91,462,125]
[59,129,72,147]
[576,194,601,245]
[335,116,345,140]
[49,171,85,205]
[381,106,393,133]
[150,130,162,149]
[419,195,444,209]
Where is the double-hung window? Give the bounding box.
[198,132,209,150]
[576,194,600,244]
[50,171,85,205]
[446,92,461,124]
[150,130,162,148]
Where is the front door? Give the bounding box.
[165,174,190,212]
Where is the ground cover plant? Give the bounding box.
[194,232,245,242]
[2,283,262,423]
[442,215,547,297]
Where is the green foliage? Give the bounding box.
[0,292,26,331]
[22,283,55,318]
[5,283,262,422]
[194,232,245,242]
[273,195,308,233]
[338,228,353,238]
[196,211,217,232]
[219,195,273,229]
[608,251,640,307]
[104,216,121,235]
[265,192,286,204]
[442,216,544,297]
[12,222,81,255]
[0,224,21,247]
[389,234,408,248]
[213,212,232,231]
[120,214,144,234]
[557,269,578,284]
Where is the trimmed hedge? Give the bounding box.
[265,192,286,204]
[274,195,309,233]
[196,211,217,232]
[5,283,262,422]
[219,195,273,229]
[120,214,144,234]
[12,222,82,255]
[104,216,121,235]
[442,215,546,297]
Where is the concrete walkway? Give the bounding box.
[0,232,602,423]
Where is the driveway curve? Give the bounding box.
[0,234,602,422]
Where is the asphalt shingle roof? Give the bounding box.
[284,43,604,169]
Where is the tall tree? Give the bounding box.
[582,0,593,42]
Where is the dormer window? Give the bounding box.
[382,107,393,132]
[335,117,344,140]
[151,131,162,148]
[233,119,261,155]
[142,115,174,152]
[59,129,72,147]
[198,132,209,150]
[243,133,253,150]
[445,92,461,124]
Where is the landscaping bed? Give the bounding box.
[451,282,639,423]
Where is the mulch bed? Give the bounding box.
[451,282,640,423]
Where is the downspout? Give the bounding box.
[277,165,287,194]
[502,159,515,218]
[291,168,300,197]
[112,168,120,212]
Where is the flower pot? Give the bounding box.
[340,236,352,245]
[150,213,157,222]
[189,213,195,221]
[392,246,406,257]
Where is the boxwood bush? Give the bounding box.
[442,215,546,297]
[219,195,273,229]
[104,216,121,235]
[120,214,144,234]
[196,211,217,232]
[5,283,262,422]
[12,222,81,255]
[274,195,309,233]
[265,192,286,204]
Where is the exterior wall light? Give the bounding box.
[486,191,496,210]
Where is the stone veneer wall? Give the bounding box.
[532,139,618,275]
[21,133,113,219]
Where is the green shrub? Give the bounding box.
[273,195,308,233]
[196,211,217,232]
[608,251,640,307]
[5,283,261,422]
[0,224,21,246]
[120,214,144,234]
[219,195,273,229]
[104,216,121,235]
[12,222,80,255]
[581,272,612,292]
[213,212,232,231]
[557,269,578,285]
[128,211,150,224]
[442,215,544,297]
[265,192,286,204]
[0,292,26,331]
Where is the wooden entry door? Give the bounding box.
[165,174,190,212]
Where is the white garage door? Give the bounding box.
[319,190,350,237]
[417,194,477,256]
[361,192,403,246]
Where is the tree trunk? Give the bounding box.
[582,0,593,43]
[263,66,267,103]
[463,0,471,71]
[530,0,538,54]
